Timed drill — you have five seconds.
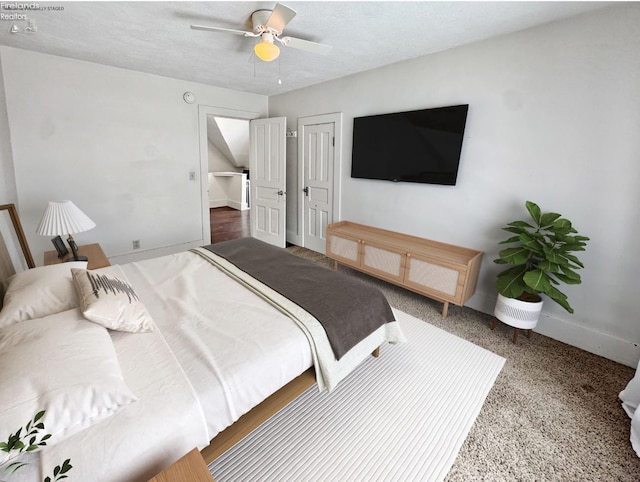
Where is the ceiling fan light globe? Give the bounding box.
[254,41,280,61]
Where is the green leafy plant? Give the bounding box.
[494,200,589,313]
[44,459,72,482]
[0,410,72,482]
[1,410,51,479]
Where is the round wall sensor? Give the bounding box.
[183,92,195,104]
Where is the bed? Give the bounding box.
[0,204,405,481]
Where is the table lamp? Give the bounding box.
[36,200,96,262]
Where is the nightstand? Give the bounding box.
[149,448,214,482]
[44,243,111,270]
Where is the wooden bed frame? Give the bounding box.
[200,367,316,463]
[201,344,380,463]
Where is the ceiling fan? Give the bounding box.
[190,3,332,62]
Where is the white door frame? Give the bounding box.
[198,105,262,245]
[297,113,343,250]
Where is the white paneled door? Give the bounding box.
[249,117,286,248]
[301,121,335,254]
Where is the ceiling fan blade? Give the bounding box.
[190,24,256,37]
[265,3,296,33]
[280,36,332,55]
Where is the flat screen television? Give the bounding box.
[351,104,469,186]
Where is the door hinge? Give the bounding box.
[332,136,335,147]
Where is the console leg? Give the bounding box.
[442,301,449,318]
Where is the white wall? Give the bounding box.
[0,47,267,263]
[0,53,16,205]
[270,5,640,366]
[208,140,238,173]
[207,140,237,207]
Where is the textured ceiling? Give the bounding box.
[0,1,608,96]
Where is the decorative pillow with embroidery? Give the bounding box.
[71,265,154,333]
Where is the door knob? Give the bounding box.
[277,190,285,196]
[303,186,309,196]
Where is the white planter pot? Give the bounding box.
[494,293,543,330]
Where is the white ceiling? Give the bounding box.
[0,1,609,96]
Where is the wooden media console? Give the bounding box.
[326,221,483,317]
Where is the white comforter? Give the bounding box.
[188,247,406,392]
[122,249,314,439]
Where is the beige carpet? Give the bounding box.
[286,246,640,481]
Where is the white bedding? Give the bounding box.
[190,247,406,392]
[122,250,314,439]
[4,246,405,481]
[11,316,210,482]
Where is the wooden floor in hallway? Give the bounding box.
[210,207,250,243]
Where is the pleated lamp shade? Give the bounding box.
[36,201,96,236]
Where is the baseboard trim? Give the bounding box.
[210,200,248,211]
[534,315,639,368]
[467,292,640,368]
[227,200,249,211]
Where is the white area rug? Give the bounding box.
[209,309,505,481]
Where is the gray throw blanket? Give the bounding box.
[204,238,395,360]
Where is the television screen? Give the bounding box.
[351,104,469,185]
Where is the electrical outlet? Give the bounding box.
[132,240,140,250]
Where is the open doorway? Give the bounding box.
[198,105,262,246]
[198,106,287,248]
[205,115,251,244]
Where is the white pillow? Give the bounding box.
[71,266,154,333]
[0,310,137,462]
[0,261,88,329]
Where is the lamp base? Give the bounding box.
[66,256,88,262]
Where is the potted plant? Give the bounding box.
[493,200,589,331]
